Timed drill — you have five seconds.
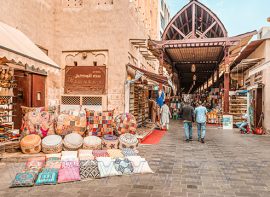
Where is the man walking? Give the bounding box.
[194,101,207,143]
[181,101,194,142]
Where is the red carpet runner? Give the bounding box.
[141,130,166,145]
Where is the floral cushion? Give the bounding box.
[92,150,109,158]
[46,153,61,159]
[79,160,100,179]
[114,113,137,136]
[25,157,45,171]
[113,158,134,175]
[107,149,124,158]
[45,160,62,169]
[126,156,153,174]
[96,157,121,177]
[86,110,114,137]
[121,148,137,157]
[78,149,94,160]
[118,133,138,150]
[35,169,58,185]
[58,167,81,183]
[10,171,37,187]
[21,110,55,138]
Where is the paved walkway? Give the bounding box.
[1,120,270,197]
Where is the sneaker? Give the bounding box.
[201,138,205,143]
[185,139,189,143]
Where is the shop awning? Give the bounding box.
[127,63,169,85]
[0,22,59,69]
[231,58,264,73]
[249,60,270,77]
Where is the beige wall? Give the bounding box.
[0,0,162,114]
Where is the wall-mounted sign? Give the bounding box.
[65,66,106,95]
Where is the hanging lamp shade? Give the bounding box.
[191,64,196,72]
[193,74,197,81]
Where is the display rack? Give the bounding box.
[229,95,247,125]
[129,83,149,127]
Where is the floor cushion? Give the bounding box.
[61,159,80,169]
[20,134,42,154]
[83,136,102,150]
[35,169,58,185]
[118,133,138,150]
[121,148,138,157]
[61,151,78,161]
[46,153,61,159]
[25,157,45,171]
[78,149,94,160]
[101,135,119,150]
[114,113,137,136]
[10,171,37,188]
[63,133,83,151]
[96,157,121,177]
[79,160,100,179]
[42,135,63,154]
[92,150,109,158]
[113,158,134,175]
[107,149,124,158]
[58,167,81,183]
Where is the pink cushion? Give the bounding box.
[58,167,81,183]
[61,160,80,169]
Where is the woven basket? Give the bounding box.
[20,134,42,154]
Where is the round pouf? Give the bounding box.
[42,135,63,154]
[114,113,137,136]
[101,135,119,150]
[119,133,138,150]
[20,134,41,154]
[63,133,83,151]
[83,136,102,150]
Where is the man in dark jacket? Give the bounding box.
[181,101,195,142]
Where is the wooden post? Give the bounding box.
[223,47,230,114]
[159,50,164,76]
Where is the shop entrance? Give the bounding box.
[13,70,46,129]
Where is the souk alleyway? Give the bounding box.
[1,121,270,197]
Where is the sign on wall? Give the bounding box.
[65,66,106,95]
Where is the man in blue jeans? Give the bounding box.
[194,101,207,143]
[181,101,194,142]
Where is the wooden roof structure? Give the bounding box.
[149,0,256,93]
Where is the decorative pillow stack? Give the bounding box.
[113,158,134,175]
[78,149,94,160]
[35,168,58,185]
[114,113,137,136]
[92,150,109,158]
[21,111,55,138]
[118,133,138,150]
[10,171,38,187]
[126,156,153,174]
[63,133,83,151]
[42,135,63,154]
[107,149,124,159]
[56,110,86,136]
[83,136,102,150]
[101,134,119,150]
[96,157,121,177]
[79,160,100,180]
[20,134,42,154]
[86,110,114,137]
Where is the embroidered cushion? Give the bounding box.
[83,136,102,150]
[20,134,42,154]
[25,157,45,171]
[78,149,94,160]
[61,160,80,169]
[21,111,55,138]
[92,150,109,158]
[46,153,61,159]
[79,160,100,179]
[58,167,81,183]
[113,158,134,175]
[121,148,138,157]
[107,149,124,158]
[56,110,86,136]
[45,161,62,169]
[42,135,63,154]
[63,133,83,151]
[96,157,121,177]
[86,110,114,137]
[126,156,153,174]
[119,133,138,150]
[35,169,58,185]
[114,113,137,136]
[101,135,119,150]
[10,171,37,188]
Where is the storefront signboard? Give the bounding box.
[65,66,106,94]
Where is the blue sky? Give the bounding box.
[166,0,270,36]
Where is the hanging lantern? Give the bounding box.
[191,64,196,72]
[193,74,197,81]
